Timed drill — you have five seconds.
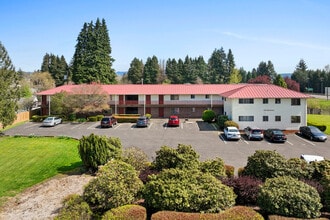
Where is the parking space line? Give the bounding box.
[296,135,316,146]
[286,141,294,146]
[148,123,153,129]
[114,124,122,129]
[71,123,86,129]
[87,122,99,130]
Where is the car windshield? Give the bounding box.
[138,118,146,121]
[102,118,110,121]
[229,129,238,132]
[44,117,53,121]
[252,130,262,134]
[310,127,321,133]
[272,130,283,134]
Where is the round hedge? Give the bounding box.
[258,176,322,219]
[143,168,236,213]
[83,160,143,214]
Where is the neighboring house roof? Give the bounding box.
[37,83,311,99]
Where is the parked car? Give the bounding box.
[299,126,327,142]
[264,129,287,143]
[300,154,325,163]
[100,116,117,128]
[42,117,62,127]
[224,126,241,140]
[244,126,264,140]
[168,115,180,127]
[136,116,149,127]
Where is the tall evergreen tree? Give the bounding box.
[194,56,208,84]
[166,58,182,84]
[143,56,160,84]
[291,59,309,92]
[0,42,20,128]
[127,58,144,84]
[183,55,197,84]
[71,18,116,84]
[208,47,227,84]
[41,53,68,86]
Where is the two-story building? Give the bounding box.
[37,83,311,130]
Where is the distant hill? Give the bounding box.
[279,73,292,78]
[116,71,127,76]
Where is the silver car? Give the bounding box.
[42,117,62,127]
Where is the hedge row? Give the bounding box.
[113,114,141,123]
[307,122,327,132]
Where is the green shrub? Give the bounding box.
[199,157,226,179]
[83,160,143,214]
[321,172,330,212]
[68,113,76,121]
[224,120,239,129]
[258,176,322,218]
[122,146,149,171]
[217,115,229,129]
[54,194,92,220]
[152,144,200,171]
[202,109,216,122]
[87,116,97,122]
[78,134,122,172]
[311,159,330,181]
[145,113,152,119]
[143,168,236,213]
[96,115,104,121]
[242,150,287,181]
[102,204,146,220]
[284,157,314,179]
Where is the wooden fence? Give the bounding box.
[0,111,30,129]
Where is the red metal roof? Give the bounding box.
[37,83,311,99]
[220,84,311,98]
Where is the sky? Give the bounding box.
[1,0,330,73]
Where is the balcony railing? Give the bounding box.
[109,100,223,105]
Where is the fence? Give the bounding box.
[0,111,31,129]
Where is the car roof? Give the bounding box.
[227,126,238,129]
[301,154,325,163]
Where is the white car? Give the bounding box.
[42,117,62,127]
[224,126,241,140]
[300,154,324,163]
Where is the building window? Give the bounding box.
[275,98,281,104]
[170,95,179,100]
[291,116,301,123]
[205,95,210,99]
[291,98,301,106]
[263,116,269,121]
[239,98,254,104]
[275,116,281,121]
[191,95,195,99]
[192,107,195,112]
[238,116,254,121]
[263,98,268,104]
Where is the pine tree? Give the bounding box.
[143,56,160,84]
[208,47,227,84]
[41,53,68,86]
[0,41,20,128]
[291,59,309,92]
[127,58,144,84]
[71,18,116,84]
[273,74,287,88]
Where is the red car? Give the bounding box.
[168,115,180,127]
[100,116,117,128]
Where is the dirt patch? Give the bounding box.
[0,174,93,220]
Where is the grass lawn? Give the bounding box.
[0,136,81,202]
[307,114,330,135]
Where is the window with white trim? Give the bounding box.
[291,116,301,123]
[275,98,281,104]
[275,115,281,121]
[238,116,254,121]
[170,95,179,100]
[239,98,254,104]
[263,116,269,121]
[291,98,301,105]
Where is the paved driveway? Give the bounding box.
[4,119,329,170]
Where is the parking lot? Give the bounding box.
[4,119,329,170]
